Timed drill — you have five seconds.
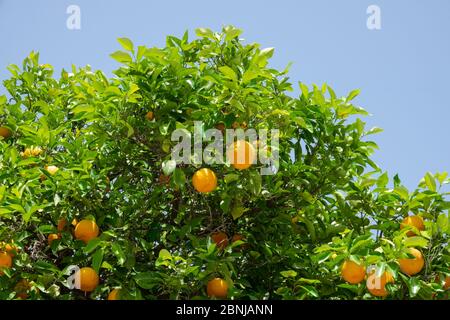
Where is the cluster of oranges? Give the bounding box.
[339,214,449,297]
[189,129,258,299]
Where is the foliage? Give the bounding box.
[0,26,448,300]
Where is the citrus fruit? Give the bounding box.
[108,288,121,300]
[366,270,394,297]
[398,248,424,276]
[192,168,217,193]
[207,278,228,299]
[0,127,12,139]
[76,267,99,292]
[211,232,228,250]
[48,233,60,246]
[74,219,100,244]
[227,140,256,170]
[0,252,12,275]
[341,260,366,284]
[145,111,154,120]
[400,215,425,237]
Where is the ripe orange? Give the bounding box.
[0,127,12,139]
[108,288,121,300]
[76,267,99,292]
[0,242,18,257]
[400,215,425,237]
[192,168,217,193]
[207,278,228,299]
[398,248,424,276]
[0,252,12,275]
[341,260,366,284]
[227,140,256,170]
[48,233,60,246]
[211,232,228,250]
[366,270,394,297]
[74,219,100,244]
[145,111,154,121]
[445,276,450,290]
[57,218,67,231]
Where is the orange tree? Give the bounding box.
[0,26,448,300]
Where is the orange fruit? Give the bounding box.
[400,215,425,237]
[45,165,59,175]
[0,252,12,275]
[398,248,424,276]
[57,218,67,231]
[76,267,99,292]
[108,288,121,300]
[1,242,18,257]
[211,232,228,250]
[192,168,217,193]
[145,111,154,121]
[341,260,366,284]
[366,270,394,297]
[74,219,100,244]
[227,140,256,170]
[48,233,60,246]
[207,278,228,299]
[0,127,12,139]
[443,276,450,290]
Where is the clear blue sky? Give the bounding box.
[1,0,449,191]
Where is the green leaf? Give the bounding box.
[403,236,428,248]
[219,66,238,82]
[231,206,247,220]
[424,172,436,192]
[393,186,409,201]
[248,171,262,196]
[92,248,104,273]
[346,89,360,102]
[117,37,134,52]
[173,168,186,188]
[365,127,384,136]
[195,28,215,39]
[158,249,172,260]
[135,272,162,289]
[84,238,102,254]
[224,174,239,184]
[377,172,389,188]
[280,270,297,278]
[72,105,95,115]
[110,51,132,63]
[111,242,126,265]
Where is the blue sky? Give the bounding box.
[0,0,449,191]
